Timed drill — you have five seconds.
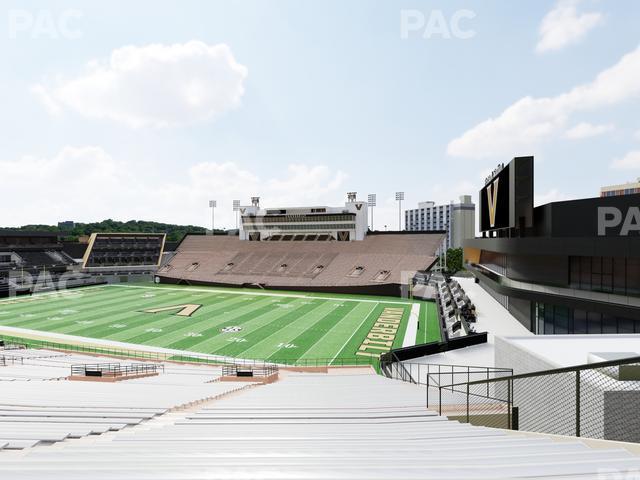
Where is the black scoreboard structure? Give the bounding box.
[479,156,534,235]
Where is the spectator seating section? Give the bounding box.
[1,370,639,477]
[158,233,443,294]
[437,278,477,339]
[0,348,245,450]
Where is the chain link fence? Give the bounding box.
[439,355,640,442]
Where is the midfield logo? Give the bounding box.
[486,178,499,228]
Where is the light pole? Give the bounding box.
[367,194,376,231]
[233,200,240,229]
[209,200,217,234]
[395,192,404,231]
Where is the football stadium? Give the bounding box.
[3,3,640,477]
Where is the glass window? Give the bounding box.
[555,306,569,334]
[602,315,617,334]
[587,312,602,334]
[580,257,591,290]
[613,257,626,295]
[569,257,580,289]
[618,317,635,334]
[627,258,640,296]
[573,309,587,334]
[544,305,555,334]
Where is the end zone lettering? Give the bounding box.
[356,307,404,358]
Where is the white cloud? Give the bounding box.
[564,122,614,139]
[536,0,603,54]
[635,129,640,141]
[447,46,640,159]
[611,150,640,169]
[0,147,348,227]
[33,41,248,128]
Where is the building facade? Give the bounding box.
[465,157,640,335]
[239,194,369,242]
[405,195,475,249]
[601,178,640,197]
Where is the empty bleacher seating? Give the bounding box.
[158,233,443,295]
[1,368,639,477]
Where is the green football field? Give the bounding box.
[0,284,439,364]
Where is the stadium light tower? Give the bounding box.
[367,194,376,230]
[395,192,404,231]
[209,200,217,234]
[232,200,240,229]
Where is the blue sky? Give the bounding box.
[2,0,640,229]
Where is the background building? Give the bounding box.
[465,156,640,335]
[601,178,640,197]
[405,196,475,249]
[239,193,369,242]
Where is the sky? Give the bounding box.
[2,0,640,230]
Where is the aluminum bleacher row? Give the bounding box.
[157,233,443,295]
[437,278,477,339]
[1,369,639,478]
[0,348,245,451]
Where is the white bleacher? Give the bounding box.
[1,369,639,478]
[0,349,246,451]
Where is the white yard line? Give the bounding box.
[329,303,378,363]
[106,283,419,306]
[402,303,420,348]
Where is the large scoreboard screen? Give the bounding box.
[479,156,533,232]
[480,164,512,231]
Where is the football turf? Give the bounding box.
[0,284,439,364]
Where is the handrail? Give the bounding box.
[0,334,379,369]
[70,362,164,377]
[446,354,640,388]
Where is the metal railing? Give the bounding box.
[438,355,640,442]
[382,361,513,407]
[222,364,278,378]
[0,355,24,366]
[0,341,27,351]
[0,334,379,369]
[70,362,164,378]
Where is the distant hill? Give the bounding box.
[4,220,214,242]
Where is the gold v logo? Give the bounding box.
[486,178,499,228]
[143,304,202,317]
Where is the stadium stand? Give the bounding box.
[1,368,639,477]
[437,278,477,339]
[0,232,95,296]
[0,348,244,450]
[157,232,443,296]
[81,233,166,281]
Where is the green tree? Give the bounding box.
[444,247,464,274]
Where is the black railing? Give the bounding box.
[380,333,488,365]
[70,362,164,378]
[0,355,24,366]
[222,364,278,378]
[438,355,640,441]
